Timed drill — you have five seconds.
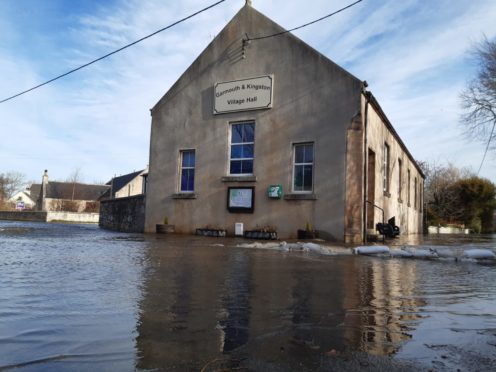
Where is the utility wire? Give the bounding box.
[0,0,226,104]
[245,0,363,42]
[477,119,496,175]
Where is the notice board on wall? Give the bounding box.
[227,187,254,213]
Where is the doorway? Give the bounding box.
[367,149,376,229]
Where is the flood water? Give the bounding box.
[0,221,495,371]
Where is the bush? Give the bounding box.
[84,202,100,213]
[61,200,80,212]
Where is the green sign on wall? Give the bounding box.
[268,185,282,199]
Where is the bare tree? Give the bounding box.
[0,171,26,201]
[460,36,496,167]
[66,167,84,201]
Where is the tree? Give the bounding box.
[460,36,496,165]
[66,167,84,201]
[451,177,496,233]
[0,171,26,200]
[420,161,496,232]
[419,161,472,225]
[0,172,26,210]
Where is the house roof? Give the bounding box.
[101,169,145,199]
[9,191,36,204]
[28,184,42,203]
[45,182,109,201]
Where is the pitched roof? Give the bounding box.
[9,191,36,204]
[105,169,144,198]
[45,182,109,201]
[28,184,42,203]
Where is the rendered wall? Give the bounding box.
[344,114,365,244]
[363,96,424,236]
[46,212,99,223]
[145,6,362,240]
[0,211,98,224]
[115,175,145,198]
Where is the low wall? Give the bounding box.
[99,195,145,233]
[46,212,99,223]
[427,226,471,234]
[0,211,47,222]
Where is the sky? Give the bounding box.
[1,0,495,185]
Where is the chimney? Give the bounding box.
[40,170,48,211]
[42,169,49,185]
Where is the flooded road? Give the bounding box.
[0,221,495,371]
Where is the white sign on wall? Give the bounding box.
[229,189,252,208]
[227,187,254,213]
[214,75,273,114]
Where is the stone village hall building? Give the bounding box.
[144,3,424,243]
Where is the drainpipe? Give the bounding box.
[362,85,371,243]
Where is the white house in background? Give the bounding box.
[100,167,148,200]
[9,189,36,209]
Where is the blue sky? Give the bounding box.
[1,0,495,184]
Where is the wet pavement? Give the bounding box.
[0,221,495,371]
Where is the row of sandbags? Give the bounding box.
[353,245,496,260]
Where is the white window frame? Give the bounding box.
[228,121,255,176]
[292,142,314,193]
[179,149,195,193]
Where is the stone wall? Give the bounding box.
[0,211,47,222]
[99,195,145,233]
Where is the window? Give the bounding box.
[229,121,255,175]
[383,142,390,195]
[180,150,195,192]
[142,175,148,194]
[414,176,418,210]
[407,169,411,206]
[293,143,314,192]
[419,180,423,212]
[398,158,403,202]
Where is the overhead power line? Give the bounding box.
[0,0,226,104]
[245,0,363,42]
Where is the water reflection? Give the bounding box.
[218,251,251,352]
[135,239,229,370]
[135,236,428,370]
[342,259,425,355]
